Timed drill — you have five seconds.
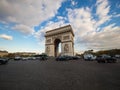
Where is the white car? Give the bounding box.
[84,54,96,61]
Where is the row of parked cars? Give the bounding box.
[56,54,118,63]
[0,54,119,64]
[14,54,48,61]
[83,54,118,63]
[14,56,36,61]
[96,55,117,63]
[0,54,48,65]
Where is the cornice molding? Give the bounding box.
[45,25,74,37]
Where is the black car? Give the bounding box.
[56,55,71,61]
[40,54,48,60]
[71,56,81,60]
[96,55,117,63]
[0,58,9,64]
[34,54,48,60]
[55,56,69,61]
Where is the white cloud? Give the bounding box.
[12,24,34,35]
[0,0,119,52]
[81,25,120,47]
[67,7,95,36]
[0,0,64,34]
[96,0,111,27]
[71,0,78,6]
[57,16,67,21]
[116,3,120,8]
[34,19,67,40]
[33,0,120,51]
[114,14,120,17]
[0,34,13,40]
[67,0,120,51]
[34,19,68,50]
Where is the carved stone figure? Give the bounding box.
[46,46,50,53]
[64,44,69,52]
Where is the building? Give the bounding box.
[45,25,74,57]
[0,50,8,57]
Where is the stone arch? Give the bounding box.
[45,25,74,57]
[54,38,61,57]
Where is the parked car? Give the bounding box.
[30,57,36,60]
[83,54,96,61]
[34,54,48,60]
[96,56,106,63]
[39,54,48,60]
[21,57,28,61]
[115,55,120,59]
[71,56,81,60]
[56,55,70,61]
[0,58,9,64]
[14,56,21,61]
[96,55,117,63]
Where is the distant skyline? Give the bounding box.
[0,0,120,53]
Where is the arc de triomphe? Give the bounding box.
[45,25,74,57]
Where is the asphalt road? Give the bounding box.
[0,59,120,90]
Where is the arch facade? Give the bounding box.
[45,25,74,57]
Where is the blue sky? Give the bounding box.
[0,0,120,53]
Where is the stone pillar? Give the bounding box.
[45,44,55,56]
[61,41,74,56]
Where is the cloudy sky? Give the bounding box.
[0,0,120,53]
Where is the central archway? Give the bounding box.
[54,39,61,57]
